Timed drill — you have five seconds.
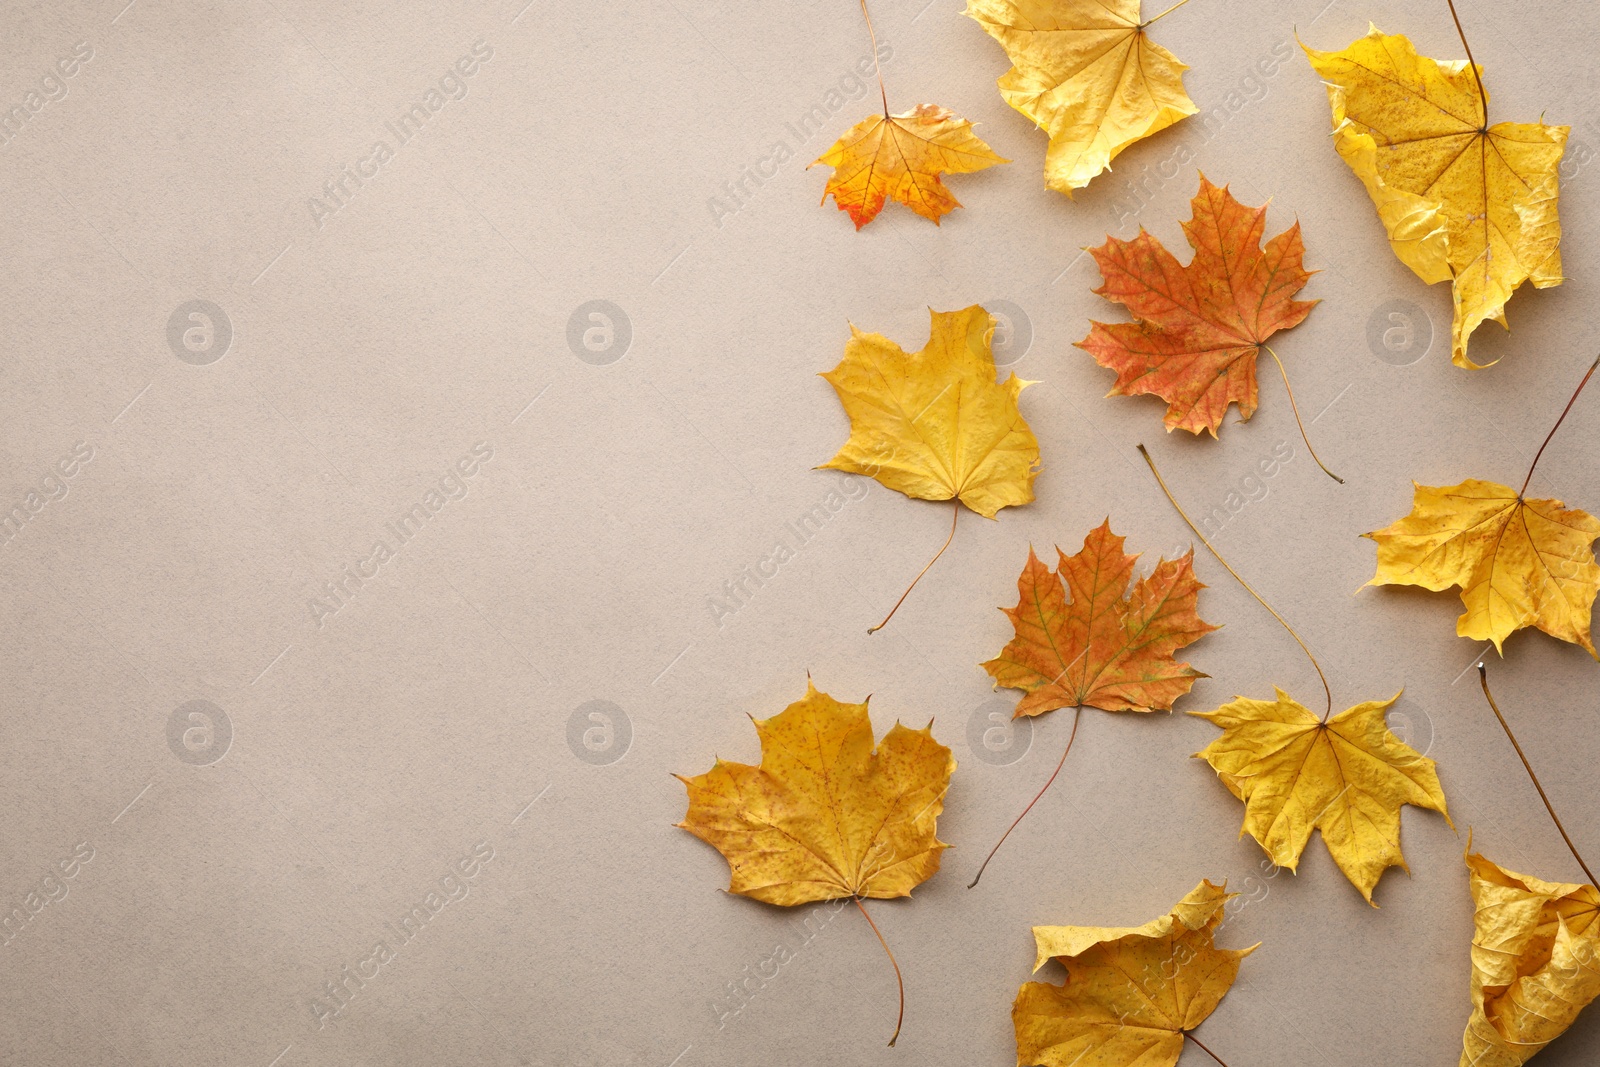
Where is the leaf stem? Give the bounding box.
[968,706,1083,889]
[869,498,959,635]
[1185,1031,1230,1067]
[1519,352,1600,499]
[1477,663,1599,887]
[1138,444,1334,721]
[858,0,890,118]
[1140,0,1194,28]
[1444,0,1489,129]
[853,896,905,1046]
[1261,343,1342,484]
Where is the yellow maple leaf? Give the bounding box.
[821,304,1041,519]
[1363,479,1600,658]
[1014,879,1254,1067]
[1303,26,1567,368]
[1190,689,1451,904]
[811,104,1007,229]
[1460,850,1600,1067]
[965,0,1196,195]
[675,680,954,905]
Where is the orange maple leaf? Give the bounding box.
[812,104,1008,229]
[1077,175,1317,436]
[982,519,1217,717]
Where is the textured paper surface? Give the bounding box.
[2,1,1599,1065]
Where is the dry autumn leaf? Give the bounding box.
[812,104,1008,228]
[1078,176,1322,444]
[1365,480,1600,657]
[675,680,955,1044]
[965,0,1197,194]
[1303,24,1567,368]
[1015,879,1254,1067]
[1364,354,1600,658]
[1191,690,1451,904]
[822,305,1040,517]
[676,680,953,902]
[982,519,1216,717]
[1460,850,1600,1067]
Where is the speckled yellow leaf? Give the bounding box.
[821,304,1041,519]
[1303,27,1567,368]
[1460,850,1600,1066]
[812,104,1007,228]
[675,681,954,906]
[965,0,1196,195]
[1364,479,1600,658]
[1191,689,1450,904]
[1015,880,1254,1067]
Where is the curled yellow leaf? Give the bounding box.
[1460,850,1600,1066]
[1303,26,1567,368]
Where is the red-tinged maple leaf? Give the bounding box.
[1077,175,1317,436]
[981,519,1218,717]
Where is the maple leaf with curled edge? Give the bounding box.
[1459,850,1600,1066]
[1190,689,1451,904]
[1077,175,1317,437]
[811,104,1007,229]
[965,0,1197,195]
[1363,480,1600,658]
[1303,27,1566,369]
[982,519,1216,717]
[1014,880,1255,1067]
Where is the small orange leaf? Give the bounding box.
[982,519,1216,717]
[1077,175,1317,436]
[812,104,1008,229]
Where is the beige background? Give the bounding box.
[2,0,1599,1064]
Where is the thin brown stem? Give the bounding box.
[1185,1031,1230,1067]
[853,896,905,1046]
[1140,0,1194,28]
[869,499,959,635]
[1444,0,1489,128]
[1519,352,1600,498]
[1261,343,1342,484]
[1139,444,1334,720]
[969,706,1083,888]
[858,0,890,118]
[1477,663,1599,887]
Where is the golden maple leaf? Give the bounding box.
[981,519,1216,716]
[821,304,1041,519]
[965,0,1196,195]
[811,104,1007,229]
[1191,689,1451,904]
[1014,880,1254,1067]
[1303,27,1567,368]
[1460,850,1600,1067]
[1363,479,1600,658]
[675,680,954,905]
